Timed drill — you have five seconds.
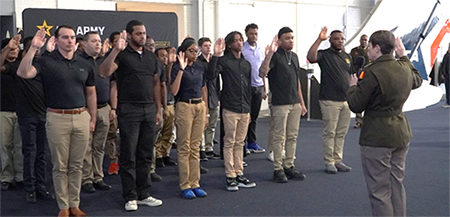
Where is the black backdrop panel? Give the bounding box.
[22,8,178,47]
[299,68,322,120]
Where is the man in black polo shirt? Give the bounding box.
[80,31,113,193]
[1,35,54,203]
[307,26,353,174]
[98,20,162,212]
[259,27,307,183]
[17,26,97,217]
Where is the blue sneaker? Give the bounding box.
[247,143,265,153]
[182,189,196,199]
[192,187,207,197]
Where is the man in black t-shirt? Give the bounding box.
[307,27,353,175]
[98,20,162,212]
[1,35,54,203]
[259,27,307,183]
[17,26,97,217]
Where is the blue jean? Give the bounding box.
[118,103,156,201]
[18,116,48,193]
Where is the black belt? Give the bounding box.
[97,103,108,109]
[178,98,203,104]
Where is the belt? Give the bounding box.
[167,101,175,105]
[98,103,108,109]
[178,98,203,104]
[47,107,86,114]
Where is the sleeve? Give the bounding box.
[269,52,277,69]
[347,69,379,113]
[158,62,166,83]
[316,50,324,63]
[85,66,96,87]
[32,56,45,76]
[4,61,19,77]
[206,56,221,81]
[398,56,422,89]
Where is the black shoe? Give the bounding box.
[284,166,306,180]
[26,191,37,203]
[200,165,209,174]
[36,188,55,200]
[1,182,11,191]
[200,151,208,161]
[151,173,162,182]
[213,139,219,146]
[273,170,288,183]
[172,143,177,149]
[226,177,239,191]
[14,181,24,188]
[163,156,177,166]
[205,151,220,159]
[93,180,112,190]
[156,158,165,167]
[82,183,96,193]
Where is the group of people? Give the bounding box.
[0,18,423,217]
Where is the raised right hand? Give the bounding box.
[177,51,188,70]
[213,38,225,56]
[168,47,177,63]
[318,26,329,41]
[32,28,47,50]
[115,30,127,51]
[268,35,278,54]
[6,34,21,50]
[46,36,56,52]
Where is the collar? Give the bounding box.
[125,45,145,54]
[373,54,395,63]
[53,50,77,62]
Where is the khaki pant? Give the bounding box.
[361,144,409,217]
[222,109,249,177]
[0,111,23,183]
[202,106,219,152]
[155,104,175,158]
[319,100,351,164]
[46,111,90,210]
[83,105,110,184]
[175,101,205,190]
[269,103,302,170]
[106,118,119,164]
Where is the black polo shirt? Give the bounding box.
[1,60,17,112]
[207,52,251,113]
[114,46,158,104]
[33,50,95,109]
[4,60,46,117]
[199,55,220,108]
[267,47,301,106]
[317,48,353,101]
[171,61,205,102]
[80,52,111,105]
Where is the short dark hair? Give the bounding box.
[278,27,293,39]
[76,37,84,44]
[224,31,243,54]
[22,36,34,51]
[126,20,144,34]
[198,37,211,47]
[109,31,120,42]
[360,34,368,39]
[83,31,99,41]
[245,23,258,33]
[330,30,343,37]
[55,25,75,38]
[369,30,395,55]
[155,48,166,56]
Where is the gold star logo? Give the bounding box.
[36,20,54,36]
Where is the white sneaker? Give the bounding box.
[268,151,274,162]
[125,200,138,211]
[137,196,163,207]
[442,104,450,108]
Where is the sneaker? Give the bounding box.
[151,173,162,182]
[244,146,251,157]
[205,151,220,159]
[242,161,248,167]
[200,165,209,174]
[36,187,55,200]
[82,183,95,193]
[125,200,138,211]
[163,156,177,166]
[156,158,165,167]
[26,191,36,203]
[354,122,362,128]
[1,182,11,191]
[325,163,338,174]
[247,143,266,153]
[284,166,306,180]
[335,162,352,172]
[236,175,256,188]
[192,187,207,197]
[268,151,274,162]
[182,189,196,199]
[273,169,288,183]
[108,163,119,175]
[442,104,450,108]
[93,180,112,190]
[226,177,239,191]
[137,196,163,206]
[200,151,208,161]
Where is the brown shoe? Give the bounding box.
[57,209,70,217]
[69,207,86,217]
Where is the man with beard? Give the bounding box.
[307,27,353,174]
[98,20,162,211]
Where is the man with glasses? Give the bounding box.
[307,27,353,174]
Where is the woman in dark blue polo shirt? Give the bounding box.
[170,38,208,199]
